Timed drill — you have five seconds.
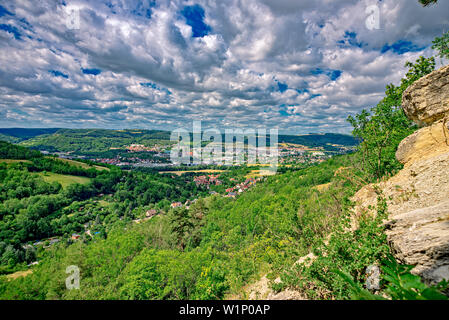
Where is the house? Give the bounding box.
[71,234,81,240]
[171,202,183,209]
[194,175,222,188]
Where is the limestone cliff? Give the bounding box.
[402,64,449,126]
[353,65,449,285]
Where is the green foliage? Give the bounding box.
[0,144,209,271]
[0,153,358,299]
[347,56,436,180]
[278,194,390,299]
[338,255,448,300]
[118,249,228,300]
[419,0,438,7]
[432,31,449,61]
[0,141,42,160]
[18,129,173,155]
[381,256,448,300]
[168,199,208,250]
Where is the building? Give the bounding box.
[171,202,183,209]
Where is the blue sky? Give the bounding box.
[0,0,448,134]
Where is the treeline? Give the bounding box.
[27,158,99,178]
[0,141,42,160]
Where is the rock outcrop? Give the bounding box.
[353,65,449,286]
[395,120,449,166]
[402,64,449,126]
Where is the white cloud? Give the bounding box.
[0,0,448,133]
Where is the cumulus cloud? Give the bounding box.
[0,0,448,133]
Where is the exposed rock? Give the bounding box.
[366,265,381,291]
[385,200,449,284]
[229,274,306,300]
[396,120,449,166]
[402,65,449,126]
[267,289,306,300]
[232,252,317,300]
[353,65,449,287]
[353,150,449,285]
[293,252,317,267]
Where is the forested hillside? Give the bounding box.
[0,151,357,299]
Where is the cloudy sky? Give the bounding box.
[0,0,448,134]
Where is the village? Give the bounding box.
[27,142,354,251]
[39,141,355,169]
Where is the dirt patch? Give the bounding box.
[6,269,33,280]
[313,183,331,192]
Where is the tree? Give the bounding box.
[347,56,436,180]
[168,208,192,250]
[419,0,438,6]
[186,199,208,248]
[432,31,449,61]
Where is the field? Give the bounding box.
[245,169,276,179]
[159,169,225,176]
[0,159,32,164]
[39,172,91,188]
[54,158,109,171]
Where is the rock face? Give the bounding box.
[396,120,449,166]
[353,65,449,287]
[385,200,449,284]
[402,65,449,126]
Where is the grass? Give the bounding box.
[97,200,110,207]
[159,170,225,176]
[0,159,32,164]
[51,158,109,171]
[39,172,91,189]
[313,183,332,192]
[245,169,275,179]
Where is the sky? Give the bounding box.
[0,0,448,134]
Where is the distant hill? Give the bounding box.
[0,128,61,142]
[0,128,359,154]
[16,129,174,155]
[278,133,359,149]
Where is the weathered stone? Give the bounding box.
[396,120,449,166]
[402,65,449,126]
[352,150,449,285]
[365,265,381,291]
[385,200,449,285]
